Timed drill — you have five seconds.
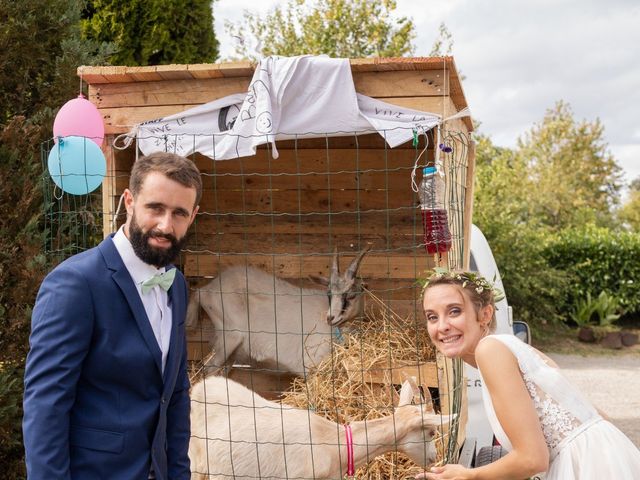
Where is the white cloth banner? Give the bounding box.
[134,56,441,160]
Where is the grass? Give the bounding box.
[532,322,640,356]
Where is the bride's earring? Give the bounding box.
[481,323,489,337]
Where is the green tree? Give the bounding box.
[473,134,569,327]
[473,103,625,330]
[516,101,622,229]
[82,0,219,65]
[226,0,415,60]
[1,1,111,121]
[0,0,111,362]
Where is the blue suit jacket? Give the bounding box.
[23,236,191,479]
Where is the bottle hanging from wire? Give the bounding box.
[418,166,452,254]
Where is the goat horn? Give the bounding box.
[346,245,371,279]
[331,246,339,276]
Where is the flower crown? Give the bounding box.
[421,267,505,303]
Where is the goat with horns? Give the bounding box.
[186,247,370,376]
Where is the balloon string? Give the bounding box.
[53,141,64,200]
[53,183,63,201]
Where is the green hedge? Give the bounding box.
[0,363,25,479]
[543,226,640,316]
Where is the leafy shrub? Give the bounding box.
[0,363,25,479]
[592,291,621,326]
[543,226,640,317]
[473,214,570,329]
[571,291,621,328]
[570,292,598,327]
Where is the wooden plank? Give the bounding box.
[341,358,439,387]
[126,67,164,82]
[154,64,195,81]
[81,65,135,83]
[80,57,456,82]
[79,57,470,127]
[90,77,250,108]
[115,145,427,176]
[116,165,419,193]
[101,137,124,237]
[101,104,200,133]
[186,234,424,257]
[80,62,255,83]
[90,70,448,109]
[355,70,448,98]
[188,210,421,235]
[187,63,226,79]
[436,354,462,459]
[181,253,433,279]
[193,188,415,214]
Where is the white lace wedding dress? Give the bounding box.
[478,334,640,479]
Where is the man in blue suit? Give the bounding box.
[23,151,201,479]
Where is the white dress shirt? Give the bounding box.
[113,227,172,374]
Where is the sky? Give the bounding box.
[213,0,640,185]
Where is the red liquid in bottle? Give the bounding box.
[421,208,452,254]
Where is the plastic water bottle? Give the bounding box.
[418,166,452,254]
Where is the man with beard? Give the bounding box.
[23,152,201,480]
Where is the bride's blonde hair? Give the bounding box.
[421,269,503,333]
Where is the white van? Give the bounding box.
[458,225,531,467]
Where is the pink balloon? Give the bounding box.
[53,94,105,146]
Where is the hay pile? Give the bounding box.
[281,293,447,479]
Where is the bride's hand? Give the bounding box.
[415,464,474,479]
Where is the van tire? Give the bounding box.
[475,445,507,466]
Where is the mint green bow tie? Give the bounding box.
[141,268,176,294]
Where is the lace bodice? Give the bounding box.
[478,335,599,459]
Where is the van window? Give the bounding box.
[470,252,478,272]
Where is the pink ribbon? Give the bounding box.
[344,424,354,477]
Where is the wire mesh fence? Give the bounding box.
[42,125,471,479]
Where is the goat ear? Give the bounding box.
[345,245,371,279]
[421,383,435,413]
[308,275,329,286]
[398,380,413,406]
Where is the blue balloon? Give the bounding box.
[48,136,106,195]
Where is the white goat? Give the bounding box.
[186,248,370,375]
[189,376,449,480]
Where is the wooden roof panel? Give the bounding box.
[79,57,471,129]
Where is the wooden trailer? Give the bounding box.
[79,56,475,465]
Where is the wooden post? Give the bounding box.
[462,140,476,270]
[101,134,117,237]
[436,353,467,461]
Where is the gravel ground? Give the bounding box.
[549,353,640,447]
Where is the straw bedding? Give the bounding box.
[279,294,446,479]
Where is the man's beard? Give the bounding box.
[129,214,187,267]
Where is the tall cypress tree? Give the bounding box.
[0,1,112,476]
[82,0,219,65]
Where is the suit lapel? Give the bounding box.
[99,237,163,376]
[163,277,181,383]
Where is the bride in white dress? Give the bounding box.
[417,270,640,480]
